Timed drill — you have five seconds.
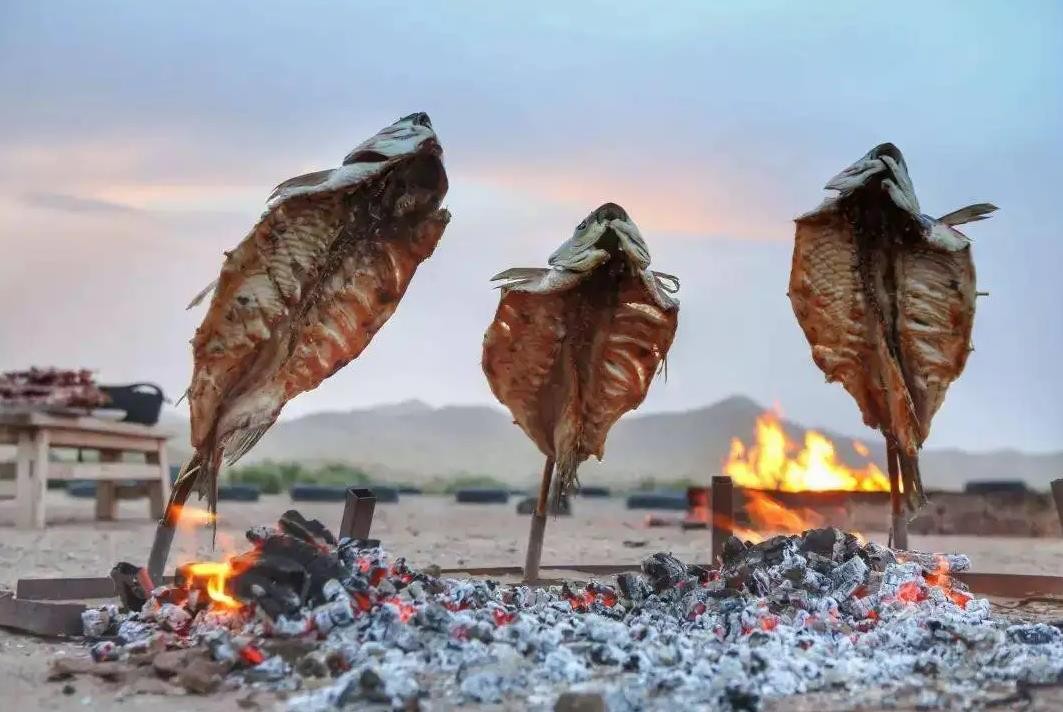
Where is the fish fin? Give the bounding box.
[489,267,549,288]
[652,271,680,294]
[187,279,219,310]
[936,203,998,226]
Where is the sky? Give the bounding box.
[0,1,1061,452]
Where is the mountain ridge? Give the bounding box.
[161,395,1063,491]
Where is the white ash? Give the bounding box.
[75,521,1063,710]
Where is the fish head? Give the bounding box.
[342,112,441,165]
[549,202,652,272]
[268,112,448,214]
[825,142,919,214]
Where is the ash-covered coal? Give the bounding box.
[72,519,1063,710]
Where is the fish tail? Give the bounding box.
[553,450,582,512]
[898,450,928,518]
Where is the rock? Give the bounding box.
[48,657,128,682]
[152,648,197,677]
[555,691,606,712]
[176,656,230,694]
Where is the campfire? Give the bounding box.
[724,408,889,493]
[67,510,1063,710]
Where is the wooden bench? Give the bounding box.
[0,410,170,528]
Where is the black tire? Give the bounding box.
[964,480,1028,495]
[454,488,509,504]
[368,485,400,503]
[218,484,260,502]
[289,484,349,502]
[577,485,611,498]
[626,491,688,511]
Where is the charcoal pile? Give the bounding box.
[0,367,109,409]
[68,513,1063,710]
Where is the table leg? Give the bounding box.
[14,431,47,529]
[95,450,120,521]
[146,445,168,520]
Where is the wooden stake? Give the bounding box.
[711,475,734,564]
[523,457,555,581]
[1051,479,1063,534]
[887,440,908,550]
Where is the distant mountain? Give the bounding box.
[162,396,1063,491]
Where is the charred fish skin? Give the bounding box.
[483,203,679,499]
[790,143,995,510]
[176,112,450,522]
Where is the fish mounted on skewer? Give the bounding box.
[148,113,450,578]
[788,142,996,543]
[482,203,680,580]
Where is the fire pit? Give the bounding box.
[44,509,1063,711]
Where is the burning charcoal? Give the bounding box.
[246,525,276,545]
[110,562,152,612]
[322,578,348,602]
[405,580,426,601]
[250,533,352,605]
[831,556,869,601]
[641,553,687,593]
[616,573,651,603]
[312,597,356,634]
[895,550,972,574]
[879,562,923,599]
[154,603,191,632]
[90,640,120,662]
[245,655,290,682]
[296,650,331,678]
[279,509,338,548]
[202,629,237,664]
[116,619,151,644]
[269,613,312,637]
[863,542,897,571]
[1007,624,1063,646]
[745,535,793,570]
[804,552,836,576]
[80,607,116,638]
[720,535,749,568]
[800,528,849,562]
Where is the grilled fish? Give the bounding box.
[789,143,995,511]
[172,112,450,527]
[483,203,679,502]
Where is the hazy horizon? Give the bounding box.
[2,2,1061,452]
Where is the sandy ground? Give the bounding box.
[2,492,1062,711]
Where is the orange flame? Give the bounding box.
[184,561,242,609]
[173,505,217,527]
[723,410,889,492]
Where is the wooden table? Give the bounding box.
[0,410,170,528]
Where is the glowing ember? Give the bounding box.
[925,555,972,609]
[723,409,889,492]
[184,561,242,609]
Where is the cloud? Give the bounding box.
[20,191,142,215]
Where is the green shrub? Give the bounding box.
[227,460,371,494]
[422,472,510,494]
